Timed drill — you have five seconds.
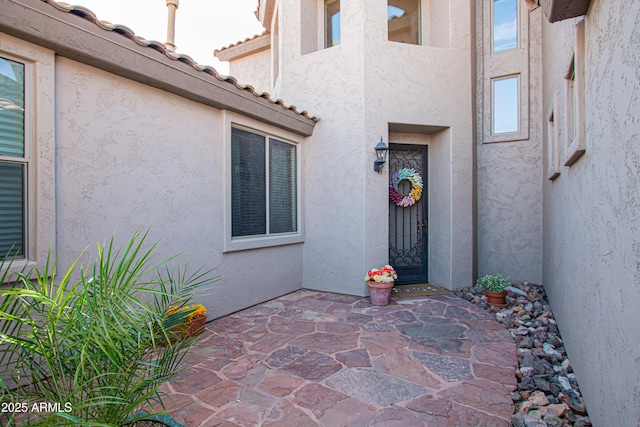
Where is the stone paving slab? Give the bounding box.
[159,290,518,426]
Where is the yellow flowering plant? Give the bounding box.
[163,303,207,344]
[167,303,206,322]
[365,265,398,283]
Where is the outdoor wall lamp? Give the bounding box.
[374,137,389,173]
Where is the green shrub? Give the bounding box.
[0,231,218,426]
[476,274,510,292]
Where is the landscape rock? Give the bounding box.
[456,282,590,426]
[528,391,550,406]
[523,413,547,427]
[541,403,570,418]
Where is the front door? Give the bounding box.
[388,144,428,284]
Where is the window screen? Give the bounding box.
[231,128,297,238]
[0,57,26,259]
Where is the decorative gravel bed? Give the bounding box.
[454,283,592,427]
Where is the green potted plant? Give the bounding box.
[476,273,510,307]
[365,265,398,306]
[0,231,217,427]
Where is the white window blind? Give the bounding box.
[0,57,26,259]
[231,127,297,239]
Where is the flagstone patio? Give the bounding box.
[160,290,518,426]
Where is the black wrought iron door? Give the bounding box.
[389,144,428,284]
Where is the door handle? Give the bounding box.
[418,221,428,235]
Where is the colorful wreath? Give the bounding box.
[389,168,423,207]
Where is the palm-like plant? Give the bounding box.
[0,231,218,426]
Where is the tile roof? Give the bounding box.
[213,31,270,55]
[44,0,318,122]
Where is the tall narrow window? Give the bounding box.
[492,75,519,134]
[388,0,421,45]
[565,58,576,149]
[325,0,340,48]
[231,128,266,237]
[0,56,26,259]
[547,105,560,180]
[564,19,586,166]
[269,140,297,234]
[231,127,297,238]
[493,0,518,53]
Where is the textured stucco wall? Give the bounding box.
[280,0,369,295]
[541,0,640,424]
[228,49,272,95]
[362,2,475,289]
[476,6,544,284]
[55,58,303,319]
[271,0,474,292]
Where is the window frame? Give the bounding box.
[0,37,55,279]
[324,0,341,48]
[481,0,529,144]
[563,19,586,167]
[0,55,28,261]
[547,92,561,180]
[491,0,519,54]
[491,74,520,135]
[387,0,422,45]
[223,112,304,253]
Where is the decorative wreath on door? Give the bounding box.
[389,168,423,207]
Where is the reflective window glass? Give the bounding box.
[493,0,518,53]
[492,76,519,134]
[388,0,421,45]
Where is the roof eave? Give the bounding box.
[215,33,270,62]
[0,0,316,136]
[258,0,276,28]
[534,0,592,23]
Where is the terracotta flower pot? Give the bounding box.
[367,281,394,306]
[485,290,508,308]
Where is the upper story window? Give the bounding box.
[482,0,528,143]
[231,127,297,238]
[325,0,341,48]
[547,94,561,180]
[493,0,518,53]
[565,60,576,148]
[388,0,421,45]
[0,56,26,259]
[492,75,519,134]
[562,19,586,166]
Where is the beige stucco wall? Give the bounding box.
[475,5,544,284]
[266,0,474,292]
[228,49,272,95]
[541,0,640,424]
[54,58,303,319]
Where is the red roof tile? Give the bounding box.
[43,0,318,122]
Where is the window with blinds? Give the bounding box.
[231,127,297,238]
[0,56,26,259]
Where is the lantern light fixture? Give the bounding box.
[374,137,389,173]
